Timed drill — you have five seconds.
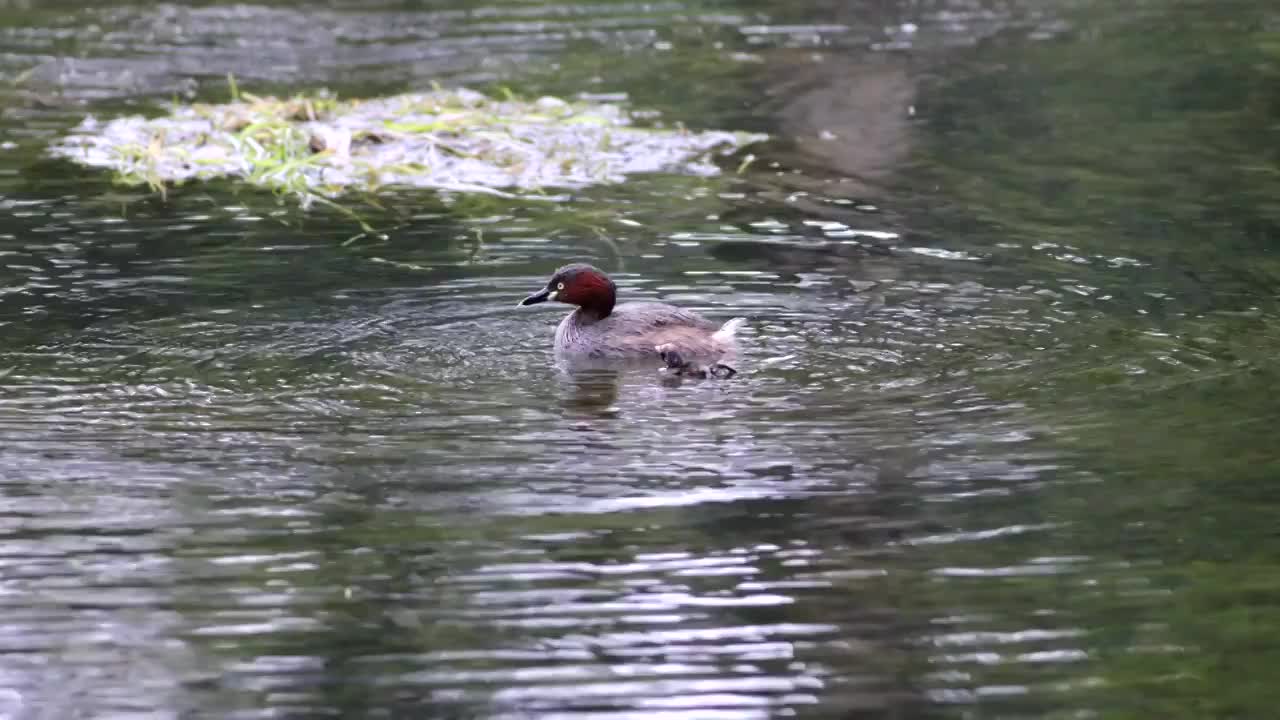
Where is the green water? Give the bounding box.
[1,1,1278,717]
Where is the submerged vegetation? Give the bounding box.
[50,84,766,206]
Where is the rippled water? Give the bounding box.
[2,0,1279,718]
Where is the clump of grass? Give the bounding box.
[50,85,766,208]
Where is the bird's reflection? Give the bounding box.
[554,359,708,417]
[557,367,623,415]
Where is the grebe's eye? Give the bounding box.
[556,282,565,290]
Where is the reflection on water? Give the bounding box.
[2,0,1279,717]
[0,205,1082,717]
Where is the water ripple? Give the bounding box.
[0,0,1181,717]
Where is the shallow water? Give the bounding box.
[2,0,1279,718]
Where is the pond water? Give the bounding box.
[2,0,1279,718]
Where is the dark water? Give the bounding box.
[2,1,1279,717]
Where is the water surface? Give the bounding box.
[2,0,1279,718]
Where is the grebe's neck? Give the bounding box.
[573,273,616,318]
[573,306,610,324]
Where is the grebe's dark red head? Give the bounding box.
[519,263,617,317]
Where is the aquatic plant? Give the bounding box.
[50,85,766,207]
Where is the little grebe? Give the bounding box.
[519,263,746,369]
